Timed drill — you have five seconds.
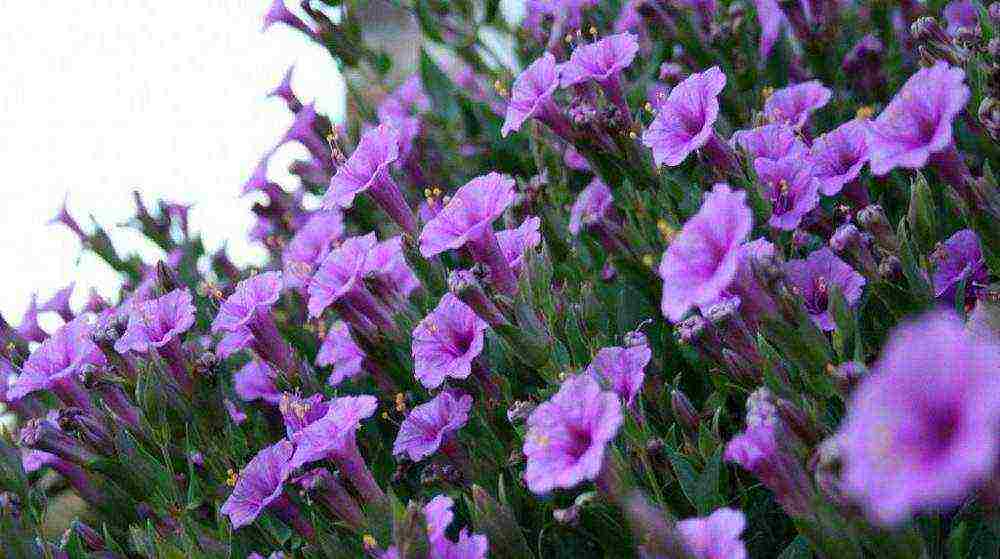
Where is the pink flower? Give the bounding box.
[411,294,488,390]
[764,81,832,130]
[642,66,727,167]
[393,391,473,461]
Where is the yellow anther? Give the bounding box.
[362,534,377,549]
[226,469,238,487]
[642,254,655,267]
[855,105,875,120]
[395,393,407,412]
[761,86,774,100]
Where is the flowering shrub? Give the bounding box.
[4,1,1000,557]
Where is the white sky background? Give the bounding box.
[0,1,346,326]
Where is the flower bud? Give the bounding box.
[57,408,114,456]
[827,361,868,396]
[670,389,701,433]
[471,485,533,558]
[64,520,105,551]
[907,172,938,254]
[857,204,899,252]
[979,97,1000,141]
[19,418,100,467]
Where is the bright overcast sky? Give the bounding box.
[0,1,345,326]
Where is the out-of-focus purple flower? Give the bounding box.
[809,119,870,196]
[40,283,75,322]
[324,124,417,235]
[659,184,752,322]
[282,211,345,291]
[377,75,430,121]
[732,124,807,166]
[114,289,195,354]
[220,440,294,529]
[242,150,277,197]
[931,229,987,301]
[316,321,365,386]
[234,360,281,405]
[9,317,104,407]
[523,0,598,41]
[262,0,315,37]
[501,53,567,138]
[842,35,885,95]
[393,391,473,461]
[643,66,728,167]
[17,294,48,343]
[283,102,331,167]
[784,248,866,331]
[421,494,489,559]
[753,0,786,58]
[944,0,979,35]
[838,311,1000,525]
[764,81,832,130]
[364,236,421,302]
[268,65,301,112]
[496,217,542,274]
[676,508,748,559]
[564,144,591,171]
[523,374,623,494]
[419,173,520,295]
[561,33,640,121]
[48,195,87,242]
[224,399,248,424]
[584,336,651,407]
[569,178,614,236]
[754,157,820,231]
[867,63,970,176]
[411,294,488,390]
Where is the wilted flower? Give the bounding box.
[809,119,870,197]
[584,337,651,407]
[676,508,748,559]
[393,390,473,461]
[411,294,488,390]
[523,374,623,494]
[784,248,866,331]
[420,173,520,295]
[643,66,731,168]
[754,156,820,231]
[569,177,615,236]
[838,311,1000,525]
[931,229,987,301]
[659,183,752,322]
[867,62,970,176]
[764,81,832,130]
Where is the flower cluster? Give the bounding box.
[4,1,1000,558]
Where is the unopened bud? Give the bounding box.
[857,204,899,252]
[979,97,1000,140]
[670,389,700,433]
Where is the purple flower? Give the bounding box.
[523,374,623,494]
[289,395,378,468]
[48,194,87,242]
[393,390,473,461]
[419,173,520,295]
[764,81,832,130]
[114,289,195,354]
[282,210,345,290]
[784,248,866,331]
[41,283,75,322]
[676,508,748,559]
[867,63,970,176]
[753,0,786,58]
[220,440,294,529]
[584,337,651,407]
[838,311,1000,525]
[316,321,365,386]
[213,272,282,332]
[642,66,727,167]
[944,0,979,35]
[496,217,542,274]
[262,0,315,37]
[809,119,870,196]
[17,294,48,343]
[501,53,563,138]
[754,156,820,231]
[564,144,591,171]
[364,236,421,302]
[422,495,489,559]
[561,33,639,120]
[233,360,281,405]
[932,229,987,301]
[560,33,640,87]
[224,399,248,424]
[307,233,395,332]
[658,183,752,322]
[731,124,807,166]
[411,294,488,390]
[268,65,300,112]
[283,102,331,166]
[324,123,417,235]
[9,317,105,406]
[569,178,614,236]
[279,392,330,436]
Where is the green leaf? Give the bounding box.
[778,535,814,559]
[665,447,724,515]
